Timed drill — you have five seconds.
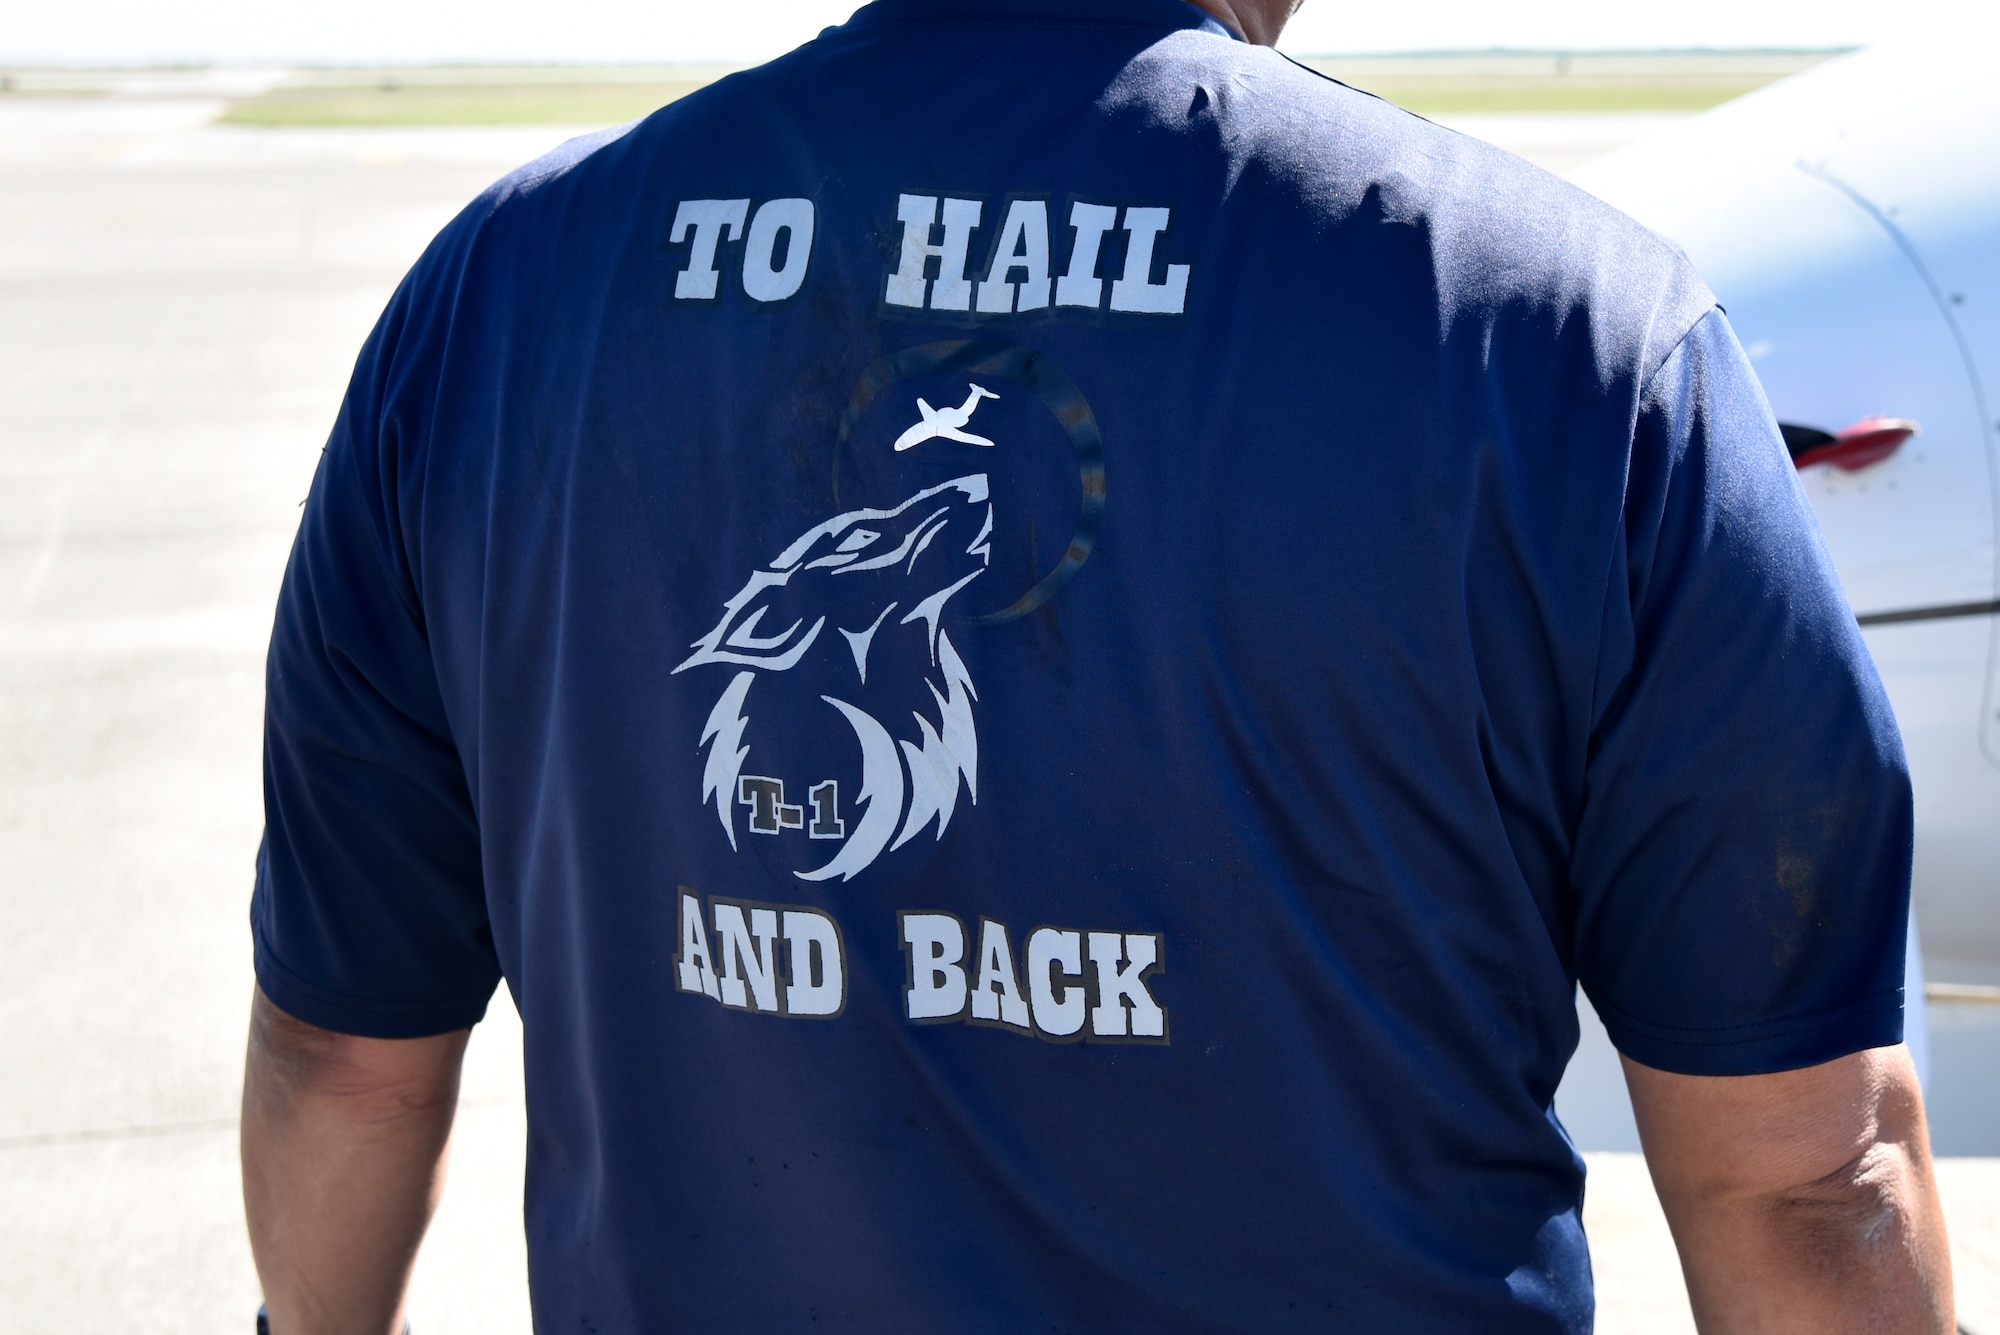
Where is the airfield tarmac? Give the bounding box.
[1,84,1996,1333]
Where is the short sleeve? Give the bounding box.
[1573,307,1912,1077]
[252,254,499,1039]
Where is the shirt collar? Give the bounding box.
[838,0,1241,42]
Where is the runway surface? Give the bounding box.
[1,92,1993,1332]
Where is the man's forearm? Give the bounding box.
[1626,1047,1953,1334]
[242,986,468,1335]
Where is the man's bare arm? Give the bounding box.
[242,985,469,1335]
[1625,1044,1952,1334]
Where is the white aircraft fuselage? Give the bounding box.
[1574,45,2000,985]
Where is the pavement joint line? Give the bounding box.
[0,1115,238,1151]
[0,1096,519,1152]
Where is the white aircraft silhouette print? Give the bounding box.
[673,397,999,882]
[893,384,999,451]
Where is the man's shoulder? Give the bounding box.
[1115,37,1713,357]
[1115,35,1655,229]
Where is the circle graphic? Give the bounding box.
[833,340,1104,624]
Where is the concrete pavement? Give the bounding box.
[0,96,555,1331]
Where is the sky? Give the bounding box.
[2,0,1986,65]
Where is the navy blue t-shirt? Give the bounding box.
[253,0,1913,1329]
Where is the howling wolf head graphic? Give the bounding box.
[672,472,994,882]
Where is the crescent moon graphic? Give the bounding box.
[796,695,905,882]
[832,340,1104,625]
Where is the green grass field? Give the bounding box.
[1300,50,1837,114]
[1308,74,1783,113]
[199,50,1844,127]
[219,79,716,127]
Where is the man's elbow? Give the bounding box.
[1761,1138,1920,1272]
[245,987,467,1128]
[1755,1049,1933,1259]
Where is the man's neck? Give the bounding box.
[1182,0,1295,45]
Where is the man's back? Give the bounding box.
[251,1,1912,1329]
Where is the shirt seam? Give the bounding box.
[1277,54,1412,117]
[1581,303,1725,741]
